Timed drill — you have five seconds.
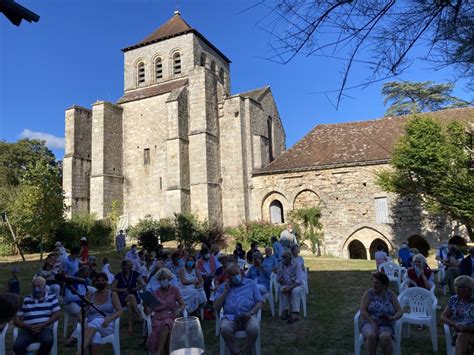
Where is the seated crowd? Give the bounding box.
[3,225,306,355]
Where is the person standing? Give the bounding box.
[459,246,474,277]
[271,236,284,262]
[115,230,126,254]
[280,224,297,250]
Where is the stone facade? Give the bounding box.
[63,13,285,227]
[63,13,472,258]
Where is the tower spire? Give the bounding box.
[174,0,180,15]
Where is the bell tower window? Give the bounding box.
[137,61,145,85]
[173,52,181,75]
[210,60,216,73]
[200,52,206,67]
[155,57,163,80]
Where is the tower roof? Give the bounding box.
[121,12,231,63]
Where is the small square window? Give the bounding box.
[144,148,150,165]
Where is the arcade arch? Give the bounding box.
[343,227,392,260]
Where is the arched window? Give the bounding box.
[267,118,273,162]
[200,52,206,67]
[269,200,284,224]
[155,57,163,80]
[219,68,225,82]
[210,60,216,73]
[137,61,145,85]
[173,52,182,75]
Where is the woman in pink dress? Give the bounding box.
[147,267,185,355]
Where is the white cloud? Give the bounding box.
[20,129,65,149]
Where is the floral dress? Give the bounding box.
[448,295,474,326]
[361,289,396,333]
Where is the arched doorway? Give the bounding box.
[449,235,467,247]
[269,200,284,224]
[348,240,367,260]
[407,235,430,257]
[369,239,389,260]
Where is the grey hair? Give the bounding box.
[32,276,46,287]
[454,275,474,291]
[155,267,174,280]
[412,253,426,265]
[225,262,239,274]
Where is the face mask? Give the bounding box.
[289,229,293,233]
[186,261,194,268]
[204,254,210,260]
[95,282,107,290]
[231,274,242,285]
[33,287,45,299]
[160,279,169,289]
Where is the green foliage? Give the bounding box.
[128,216,178,251]
[289,207,324,255]
[8,160,65,258]
[382,81,470,116]
[174,213,207,249]
[106,200,121,235]
[377,115,474,239]
[226,222,285,250]
[54,213,113,250]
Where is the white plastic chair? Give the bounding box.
[443,323,455,355]
[379,262,404,293]
[262,286,275,317]
[139,307,154,355]
[437,262,447,295]
[0,322,9,355]
[396,287,438,352]
[277,284,307,318]
[76,317,121,355]
[304,267,309,295]
[219,309,261,355]
[400,279,435,294]
[13,320,58,355]
[270,273,280,304]
[354,310,401,355]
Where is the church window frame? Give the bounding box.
[219,68,225,82]
[144,148,150,165]
[267,117,274,162]
[269,200,284,224]
[154,56,163,81]
[136,60,146,86]
[210,60,216,73]
[172,51,182,76]
[200,52,207,67]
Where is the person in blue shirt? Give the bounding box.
[397,243,412,268]
[271,236,284,262]
[263,247,278,274]
[246,252,271,295]
[62,246,81,277]
[214,263,262,355]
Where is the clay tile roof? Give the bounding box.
[256,106,474,174]
[117,78,188,104]
[121,12,231,63]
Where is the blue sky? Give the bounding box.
[0,0,471,159]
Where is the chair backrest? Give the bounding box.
[379,262,401,278]
[398,287,437,317]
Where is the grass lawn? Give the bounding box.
[0,249,448,354]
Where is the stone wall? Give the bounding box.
[90,101,123,219]
[63,105,92,217]
[251,163,465,257]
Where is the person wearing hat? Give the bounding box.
[80,237,89,263]
[460,246,474,278]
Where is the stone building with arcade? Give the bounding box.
[63,12,474,258]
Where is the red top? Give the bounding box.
[80,246,89,262]
[407,266,432,289]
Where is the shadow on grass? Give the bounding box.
[0,256,448,354]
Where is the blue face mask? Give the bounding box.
[160,279,169,289]
[33,286,45,299]
[231,274,242,285]
[186,261,194,268]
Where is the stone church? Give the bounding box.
[63,12,474,258]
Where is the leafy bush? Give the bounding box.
[54,212,112,250]
[128,216,177,252]
[289,207,324,255]
[174,213,206,249]
[226,222,285,250]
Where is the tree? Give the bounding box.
[377,115,474,240]
[257,1,474,106]
[289,207,323,255]
[383,81,470,116]
[8,160,65,260]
